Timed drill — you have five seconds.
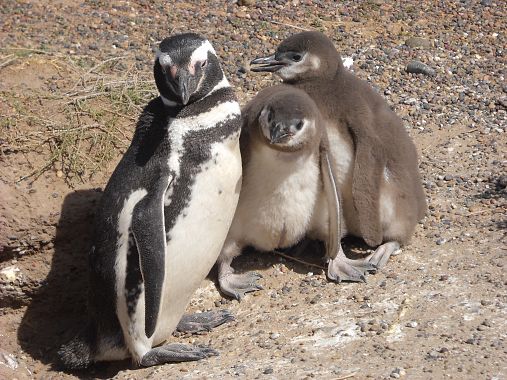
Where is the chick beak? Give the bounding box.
[270,123,292,143]
[250,54,286,72]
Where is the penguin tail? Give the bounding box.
[57,324,95,370]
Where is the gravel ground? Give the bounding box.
[0,1,506,379]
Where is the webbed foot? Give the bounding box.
[176,310,234,334]
[366,241,401,270]
[327,245,377,283]
[219,271,263,301]
[140,344,218,366]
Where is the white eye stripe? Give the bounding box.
[156,40,215,69]
[157,50,173,66]
[189,40,215,66]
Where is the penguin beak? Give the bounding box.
[270,124,292,144]
[250,54,286,72]
[175,69,195,106]
[176,70,192,105]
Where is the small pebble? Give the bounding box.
[427,350,440,359]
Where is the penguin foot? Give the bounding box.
[176,310,235,334]
[366,241,401,270]
[140,344,218,366]
[327,256,377,283]
[219,272,263,300]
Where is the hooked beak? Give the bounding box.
[250,54,286,73]
[270,124,292,144]
[177,70,192,105]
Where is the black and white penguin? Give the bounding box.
[217,85,375,300]
[250,31,427,271]
[58,33,242,368]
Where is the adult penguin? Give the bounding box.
[58,33,242,368]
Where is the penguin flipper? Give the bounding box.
[351,135,385,247]
[131,187,169,339]
[321,143,377,282]
[320,146,341,260]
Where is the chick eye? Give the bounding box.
[295,120,304,130]
[201,60,208,68]
[292,53,303,62]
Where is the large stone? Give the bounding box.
[405,37,432,49]
[238,0,255,6]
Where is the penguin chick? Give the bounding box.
[250,31,427,270]
[217,85,375,300]
[58,33,242,369]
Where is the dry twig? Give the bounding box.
[271,250,326,270]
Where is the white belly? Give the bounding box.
[153,140,241,344]
[230,145,320,251]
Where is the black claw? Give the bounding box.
[222,315,235,323]
[197,346,219,357]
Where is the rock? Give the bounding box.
[390,367,406,378]
[0,349,18,370]
[0,266,21,282]
[427,350,440,359]
[263,367,274,374]
[405,37,432,49]
[342,56,354,69]
[495,174,507,190]
[238,0,255,6]
[406,61,436,76]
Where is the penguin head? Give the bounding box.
[256,88,321,152]
[250,31,342,82]
[154,33,225,106]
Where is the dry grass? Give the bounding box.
[0,48,157,185]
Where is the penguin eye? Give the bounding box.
[292,53,303,62]
[295,120,304,130]
[200,60,208,68]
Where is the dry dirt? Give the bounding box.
[1,1,506,379]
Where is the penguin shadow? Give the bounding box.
[215,236,371,283]
[18,189,130,378]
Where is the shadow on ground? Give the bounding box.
[17,189,373,377]
[215,235,372,283]
[17,189,130,378]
